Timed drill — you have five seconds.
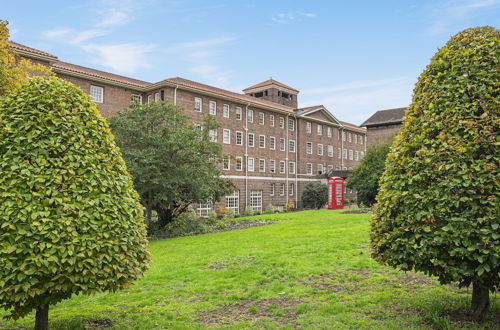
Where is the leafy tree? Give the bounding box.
[108,101,234,228]
[371,27,499,320]
[0,20,52,96]
[347,141,391,206]
[302,183,328,209]
[0,77,150,329]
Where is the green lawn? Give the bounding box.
[1,210,497,329]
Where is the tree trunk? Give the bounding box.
[471,282,490,320]
[35,305,49,330]
[156,208,173,228]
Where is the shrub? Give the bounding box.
[244,206,255,216]
[301,183,328,209]
[226,208,236,219]
[371,27,499,319]
[285,201,295,212]
[264,204,275,214]
[207,210,218,220]
[0,77,150,328]
[217,207,228,219]
[184,205,198,221]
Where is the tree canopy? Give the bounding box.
[108,101,234,228]
[370,26,499,319]
[301,183,328,209]
[0,77,150,329]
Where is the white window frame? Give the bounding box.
[327,127,332,138]
[147,95,153,104]
[318,144,323,156]
[269,136,276,150]
[289,118,295,131]
[90,85,103,103]
[306,122,311,134]
[349,149,353,160]
[280,138,285,152]
[289,140,296,153]
[259,135,266,148]
[236,131,243,146]
[197,201,213,217]
[259,159,265,173]
[317,164,324,175]
[131,94,142,103]
[280,183,285,196]
[289,162,296,174]
[194,97,202,112]
[236,156,243,171]
[248,109,254,123]
[306,163,313,175]
[154,92,160,101]
[259,112,265,125]
[289,183,294,196]
[279,161,286,174]
[317,124,322,136]
[348,133,352,142]
[279,117,285,128]
[225,191,239,214]
[270,160,276,173]
[209,101,217,115]
[355,151,359,161]
[248,133,255,147]
[338,148,342,159]
[223,155,230,170]
[223,129,231,144]
[248,157,254,172]
[306,142,312,155]
[328,145,333,157]
[236,107,242,120]
[343,148,347,159]
[354,134,357,144]
[209,129,217,142]
[270,183,275,196]
[270,115,275,127]
[250,190,262,213]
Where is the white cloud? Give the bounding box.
[84,43,155,74]
[95,8,132,27]
[271,11,317,24]
[71,29,111,45]
[42,28,73,39]
[425,0,499,35]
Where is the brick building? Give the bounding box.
[11,41,367,214]
[361,107,406,147]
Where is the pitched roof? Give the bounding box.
[164,77,295,113]
[52,61,151,88]
[360,107,407,127]
[243,79,299,93]
[339,121,367,133]
[9,41,58,59]
[296,105,323,112]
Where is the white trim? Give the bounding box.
[221,175,326,182]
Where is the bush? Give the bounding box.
[371,26,499,319]
[285,201,295,212]
[0,77,150,326]
[207,210,218,220]
[244,206,255,216]
[184,205,197,221]
[217,207,228,219]
[264,204,275,214]
[301,183,328,209]
[226,208,235,219]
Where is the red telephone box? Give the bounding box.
[328,177,344,209]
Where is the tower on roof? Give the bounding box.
[243,79,299,108]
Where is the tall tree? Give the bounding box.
[0,77,150,330]
[371,27,499,320]
[347,141,391,207]
[301,183,328,209]
[108,101,234,228]
[0,20,52,96]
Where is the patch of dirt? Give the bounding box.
[441,308,500,327]
[341,209,372,214]
[84,318,113,329]
[388,272,437,289]
[196,297,302,328]
[207,256,256,270]
[304,269,372,293]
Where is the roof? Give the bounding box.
[52,61,151,88]
[361,107,406,127]
[9,41,58,59]
[243,79,299,93]
[339,121,367,133]
[296,105,324,112]
[164,77,295,113]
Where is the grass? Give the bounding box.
[1,209,498,329]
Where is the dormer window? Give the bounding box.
[254,92,264,98]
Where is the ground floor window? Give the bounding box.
[225,191,240,214]
[250,190,263,213]
[197,201,213,217]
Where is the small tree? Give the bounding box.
[0,20,52,96]
[0,77,150,329]
[108,102,234,228]
[301,183,328,209]
[347,141,391,206]
[371,27,499,320]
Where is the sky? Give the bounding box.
[3,0,499,124]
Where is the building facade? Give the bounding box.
[11,41,367,214]
[361,107,406,147]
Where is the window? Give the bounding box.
[306,122,312,133]
[209,129,217,142]
[327,127,332,138]
[236,107,242,120]
[259,112,265,125]
[154,92,160,101]
[236,157,243,171]
[147,95,152,104]
[279,161,286,174]
[349,150,353,160]
[306,142,312,155]
[327,165,333,173]
[289,140,296,152]
[270,115,275,127]
[289,118,295,131]
[270,160,276,173]
[194,124,202,131]
[248,158,254,172]
[248,109,254,123]
[225,191,239,214]
[197,201,213,217]
[348,133,352,142]
[343,148,347,159]
[269,136,276,150]
[270,183,275,196]
[318,144,323,156]
[223,129,231,144]
[223,156,230,170]
[317,164,324,175]
[250,190,262,213]
[355,151,359,161]
[280,117,285,128]
[328,145,333,157]
[259,135,265,148]
[289,162,296,174]
[342,131,346,141]
[354,134,357,144]
[338,129,341,140]
[317,124,322,136]
[236,131,243,145]
[223,104,230,118]
[279,138,286,151]
[360,151,365,159]
[306,163,313,175]
[194,97,202,112]
[209,101,217,115]
[131,94,142,103]
[90,85,103,103]
[248,133,255,147]
[280,183,285,196]
[259,159,265,172]
[360,135,364,145]
[338,148,342,159]
[289,183,294,196]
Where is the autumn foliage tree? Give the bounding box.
[371,27,499,320]
[0,77,150,329]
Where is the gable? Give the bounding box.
[300,107,341,126]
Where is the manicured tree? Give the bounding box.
[347,141,391,206]
[301,183,328,209]
[371,27,499,320]
[108,101,234,228]
[0,77,150,329]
